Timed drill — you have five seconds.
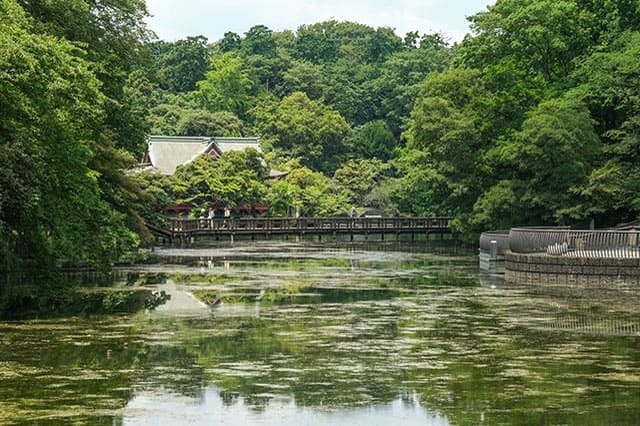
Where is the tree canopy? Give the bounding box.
[1,0,147,281]
[5,0,640,296]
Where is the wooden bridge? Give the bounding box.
[148,217,453,243]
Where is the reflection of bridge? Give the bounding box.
[148,217,453,243]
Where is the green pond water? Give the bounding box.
[1,240,640,425]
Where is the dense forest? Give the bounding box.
[2,0,640,292]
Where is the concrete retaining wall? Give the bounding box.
[505,251,640,287]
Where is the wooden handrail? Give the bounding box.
[159,216,453,237]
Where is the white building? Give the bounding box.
[140,135,262,175]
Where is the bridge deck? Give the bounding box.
[154,217,452,239]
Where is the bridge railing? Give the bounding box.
[166,216,452,235]
[509,227,640,258]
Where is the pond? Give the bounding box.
[1,240,640,425]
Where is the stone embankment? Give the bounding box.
[481,226,640,286]
[505,251,640,287]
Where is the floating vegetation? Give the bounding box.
[125,272,168,286]
[144,290,172,311]
[1,241,640,424]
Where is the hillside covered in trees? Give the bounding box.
[136,0,640,235]
[3,0,640,289]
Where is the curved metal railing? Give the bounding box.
[509,227,640,258]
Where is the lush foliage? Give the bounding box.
[172,149,268,210]
[134,1,640,236]
[1,0,150,302]
[134,21,456,221]
[406,0,640,233]
[6,0,640,296]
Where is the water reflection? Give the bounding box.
[124,387,450,426]
[505,286,640,337]
[1,241,640,425]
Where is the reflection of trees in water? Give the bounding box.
[151,240,473,267]
[127,283,640,425]
[0,319,142,420]
[0,317,209,422]
[6,246,640,425]
[119,253,640,425]
[161,306,405,410]
[220,389,240,406]
[410,300,640,425]
[136,344,207,399]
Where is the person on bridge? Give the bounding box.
[199,208,207,228]
[223,205,231,228]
